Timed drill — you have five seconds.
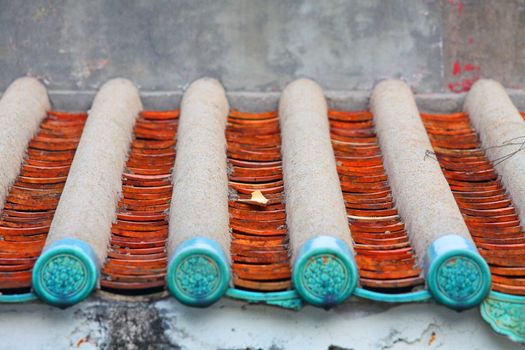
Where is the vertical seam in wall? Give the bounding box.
[439,12,445,91]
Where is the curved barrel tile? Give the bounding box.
[370,80,491,310]
[465,80,525,226]
[32,78,142,307]
[328,109,425,294]
[0,78,50,209]
[166,78,231,307]
[100,110,179,292]
[421,111,525,296]
[0,77,52,295]
[279,79,358,308]
[463,80,525,342]
[421,111,525,342]
[0,111,86,293]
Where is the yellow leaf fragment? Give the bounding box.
[237,190,269,207]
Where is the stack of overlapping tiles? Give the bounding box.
[101,110,179,293]
[226,111,291,292]
[328,110,424,291]
[422,112,525,295]
[0,111,86,292]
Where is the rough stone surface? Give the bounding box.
[0,294,518,350]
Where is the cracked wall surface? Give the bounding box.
[0,294,517,350]
[2,1,524,93]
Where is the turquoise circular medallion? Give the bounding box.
[293,236,358,308]
[39,254,89,297]
[300,254,350,302]
[32,239,98,307]
[436,256,483,302]
[426,236,491,310]
[167,237,230,307]
[174,254,221,299]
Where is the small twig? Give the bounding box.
[483,135,525,166]
[424,149,438,162]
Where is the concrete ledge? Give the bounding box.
[43,89,525,113]
[0,291,517,350]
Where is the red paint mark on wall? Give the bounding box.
[463,63,480,72]
[447,0,464,15]
[452,61,461,76]
[448,61,481,93]
[457,1,464,15]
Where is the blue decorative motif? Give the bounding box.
[293,236,358,307]
[436,256,482,301]
[226,288,303,310]
[266,298,303,310]
[301,255,349,300]
[481,292,525,343]
[32,239,98,307]
[175,254,220,298]
[39,254,88,297]
[167,237,230,307]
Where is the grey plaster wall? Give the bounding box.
[1,0,524,93]
[0,294,518,350]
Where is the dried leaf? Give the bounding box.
[237,190,269,207]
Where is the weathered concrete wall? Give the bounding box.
[0,294,517,350]
[2,0,524,93]
[442,0,525,92]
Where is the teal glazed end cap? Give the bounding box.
[292,235,359,308]
[32,238,99,307]
[426,234,491,310]
[167,237,230,307]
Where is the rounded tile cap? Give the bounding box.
[426,234,491,310]
[167,237,230,307]
[32,238,98,307]
[292,236,358,308]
